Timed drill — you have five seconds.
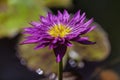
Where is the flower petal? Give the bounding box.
[40,16,48,23]
[53,45,67,62]
[71,36,95,44]
[80,26,96,35]
[79,12,86,21]
[76,37,96,45]
[34,43,49,50]
[23,27,33,33]
[47,12,53,21]
[72,18,94,34]
[20,39,39,44]
[68,10,80,25]
[58,11,63,19]
[73,10,80,20]
[83,18,93,28]
[30,22,41,27]
[63,10,70,23]
[65,41,73,47]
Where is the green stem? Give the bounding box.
[58,59,63,80]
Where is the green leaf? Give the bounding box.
[0,0,47,38]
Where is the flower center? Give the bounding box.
[48,24,72,38]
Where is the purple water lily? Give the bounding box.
[21,10,96,62]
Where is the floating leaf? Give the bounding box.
[18,39,68,75]
[42,0,72,8]
[0,0,47,38]
[69,22,111,61]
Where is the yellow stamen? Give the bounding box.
[48,24,72,38]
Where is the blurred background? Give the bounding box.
[0,0,120,80]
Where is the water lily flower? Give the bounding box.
[21,10,96,62]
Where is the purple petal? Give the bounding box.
[49,44,54,49]
[34,43,49,50]
[51,15,58,24]
[30,22,41,27]
[68,10,80,25]
[83,18,93,27]
[48,39,58,49]
[58,11,63,19]
[66,33,79,40]
[66,26,86,39]
[40,16,52,27]
[23,27,33,33]
[75,14,86,26]
[79,12,86,21]
[40,16,48,23]
[53,45,67,62]
[75,37,96,45]
[65,41,73,47]
[52,38,58,44]
[79,40,96,45]
[80,26,96,35]
[73,18,93,33]
[63,10,70,23]
[47,12,54,21]
[49,44,57,49]
[79,37,89,40]
[73,10,80,20]
[20,39,39,44]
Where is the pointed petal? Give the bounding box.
[69,10,80,22]
[79,40,96,45]
[79,12,86,21]
[23,27,33,33]
[30,22,41,27]
[73,10,80,20]
[63,10,70,23]
[40,16,48,23]
[83,18,93,27]
[34,43,48,50]
[58,10,63,19]
[20,39,39,44]
[49,44,57,49]
[52,38,58,44]
[57,10,63,23]
[47,12,53,21]
[68,10,81,26]
[71,36,95,45]
[76,37,96,45]
[65,41,73,47]
[53,45,67,62]
[80,26,96,35]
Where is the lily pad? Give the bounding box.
[18,40,68,75]
[0,0,47,38]
[42,0,72,8]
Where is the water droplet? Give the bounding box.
[49,73,56,80]
[78,62,84,68]
[69,50,80,59]
[20,59,26,65]
[69,59,77,67]
[36,68,44,75]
